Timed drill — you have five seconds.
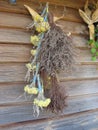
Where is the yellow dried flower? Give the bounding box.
[26,63,33,71]
[35,22,50,32]
[34,15,44,22]
[28,87,38,94]
[33,98,51,107]
[24,85,38,94]
[31,50,37,56]
[43,98,51,107]
[24,85,29,92]
[26,63,36,72]
[31,35,39,46]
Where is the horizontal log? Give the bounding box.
[0,42,96,64]
[0,21,88,43]
[72,35,88,49]
[36,0,85,9]
[0,27,88,48]
[0,63,98,83]
[1,80,98,104]
[0,29,30,44]
[58,20,88,35]
[0,0,83,22]
[0,12,32,29]
[0,44,31,62]
[1,110,98,130]
[0,20,87,38]
[0,94,98,125]
[0,8,83,30]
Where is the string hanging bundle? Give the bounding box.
[24,3,76,116]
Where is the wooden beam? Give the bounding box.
[0,94,98,125]
[1,80,98,104]
[1,109,98,130]
[31,0,85,9]
[0,63,98,83]
[0,1,83,23]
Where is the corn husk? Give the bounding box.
[88,24,95,40]
[79,9,92,24]
[84,0,92,18]
[92,9,98,22]
[24,5,42,21]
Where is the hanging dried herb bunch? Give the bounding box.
[37,13,75,75]
[24,3,76,115]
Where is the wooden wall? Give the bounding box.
[0,0,98,130]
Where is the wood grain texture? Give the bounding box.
[1,110,98,130]
[0,20,87,36]
[1,80,98,104]
[0,29,30,44]
[0,0,83,23]
[0,12,32,29]
[0,0,98,128]
[35,0,85,9]
[0,94,98,125]
[0,63,98,83]
[0,44,31,62]
[0,43,97,64]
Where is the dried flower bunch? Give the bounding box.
[24,3,76,116]
[79,0,98,61]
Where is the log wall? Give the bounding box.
[0,0,98,130]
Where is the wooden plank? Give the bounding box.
[0,9,82,30]
[72,35,88,49]
[1,63,98,83]
[0,28,88,48]
[0,43,97,64]
[0,63,26,82]
[0,83,25,104]
[0,20,88,43]
[0,29,30,44]
[0,1,83,23]
[36,0,85,9]
[58,20,88,35]
[60,64,98,81]
[0,12,32,29]
[0,22,87,40]
[1,62,98,83]
[1,110,98,130]
[1,80,98,104]
[0,0,85,13]
[0,44,31,62]
[61,80,98,97]
[0,94,98,125]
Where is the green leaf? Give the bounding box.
[92,56,96,61]
[91,48,96,54]
[87,39,94,45]
[95,29,98,33]
[95,41,98,48]
[96,52,98,56]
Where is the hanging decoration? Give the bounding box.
[79,0,98,61]
[24,3,75,116]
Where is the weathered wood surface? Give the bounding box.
[0,1,98,129]
[0,80,98,104]
[0,43,97,64]
[0,0,84,23]
[1,110,98,130]
[0,64,98,83]
[0,94,98,125]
